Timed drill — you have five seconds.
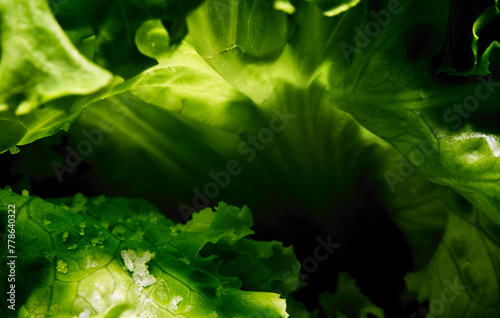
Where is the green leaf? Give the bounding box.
[0,0,114,154]
[0,189,294,317]
[405,205,500,317]
[0,0,209,154]
[186,0,294,104]
[378,138,500,317]
[471,2,500,76]
[0,0,112,116]
[0,76,127,155]
[319,273,385,318]
[379,162,450,269]
[2,0,392,210]
[37,40,393,233]
[328,0,500,224]
[199,233,300,295]
[432,0,499,76]
[52,0,204,78]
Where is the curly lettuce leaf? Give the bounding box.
[52,0,204,78]
[4,29,403,315]
[0,189,295,317]
[319,272,385,318]
[0,0,112,116]
[378,151,500,317]
[185,0,361,104]
[2,4,405,311]
[198,233,300,294]
[39,42,392,232]
[0,0,206,155]
[0,0,113,154]
[4,1,500,316]
[16,0,395,228]
[405,204,500,317]
[327,0,500,224]
[1,1,388,213]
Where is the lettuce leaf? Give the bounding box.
[329,0,500,224]
[51,0,205,78]
[380,155,500,317]
[0,0,205,155]
[2,0,500,316]
[0,0,112,116]
[0,189,297,317]
[0,0,113,154]
[319,272,385,318]
[405,204,500,317]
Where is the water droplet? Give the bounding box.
[56,260,68,274]
[91,235,106,246]
[167,296,183,311]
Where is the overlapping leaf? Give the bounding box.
[0,189,297,317]
[328,0,500,224]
